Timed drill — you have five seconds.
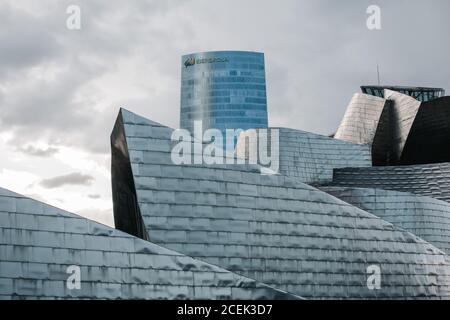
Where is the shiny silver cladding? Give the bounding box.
[331,162,450,203]
[111,108,450,299]
[0,187,297,299]
[236,127,371,184]
[335,90,450,166]
[321,186,450,255]
[335,93,388,145]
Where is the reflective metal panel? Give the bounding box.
[331,162,450,203]
[112,108,450,299]
[321,186,450,254]
[0,187,296,300]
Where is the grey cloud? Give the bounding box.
[0,3,62,77]
[17,145,59,157]
[1,0,449,149]
[0,0,195,155]
[87,194,101,199]
[40,172,95,189]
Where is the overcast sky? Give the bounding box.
[1,0,449,226]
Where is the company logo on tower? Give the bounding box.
[184,56,229,68]
[184,57,196,68]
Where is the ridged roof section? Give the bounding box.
[112,108,450,299]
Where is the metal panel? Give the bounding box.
[331,162,450,203]
[112,108,450,299]
[321,186,450,254]
[0,186,297,300]
[235,127,372,184]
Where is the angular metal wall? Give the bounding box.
[111,111,149,240]
[321,187,450,254]
[112,108,450,299]
[0,187,296,299]
[334,90,450,166]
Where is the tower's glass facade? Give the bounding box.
[180,51,268,148]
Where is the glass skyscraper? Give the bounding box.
[180,51,268,148]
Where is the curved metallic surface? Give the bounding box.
[334,89,450,166]
[0,187,297,299]
[112,108,450,299]
[321,186,450,255]
[334,93,388,145]
[334,93,393,166]
[384,89,422,164]
[331,162,450,203]
[236,127,372,184]
[335,90,450,166]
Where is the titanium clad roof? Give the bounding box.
[331,162,450,203]
[321,187,450,255]
[0,187,297,300]
[236,127,372,184]
[111,108,450,299]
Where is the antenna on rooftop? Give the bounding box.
[377,64,381,86]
